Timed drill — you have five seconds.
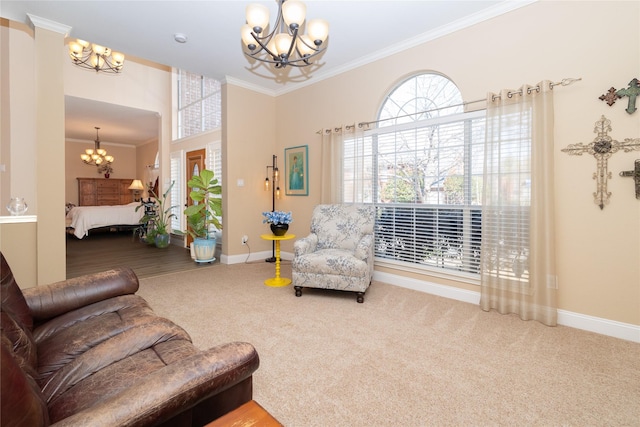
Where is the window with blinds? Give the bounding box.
[343,73,485,277]
[177,70,222,139]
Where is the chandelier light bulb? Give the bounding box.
[91,43,107,56]
[111,51,125,65]
[265,177,270,191]
[282,0,306,28]
[246,3,270,34]
[274,33,292,56]
[307,19,329,44]
[297,35,315,56]
[241,24,256,50]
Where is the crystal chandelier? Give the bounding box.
[81,127,114,166]
[241,0,329,68]
[69,39,125,73]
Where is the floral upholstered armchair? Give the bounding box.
[292,204,375,303]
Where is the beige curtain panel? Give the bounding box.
[480,81,558,326]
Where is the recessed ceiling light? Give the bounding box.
[174,33,188,43]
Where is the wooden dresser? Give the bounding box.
[77,178,134,206]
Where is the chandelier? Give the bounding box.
[241,0,329,68]
[69,39,125,73]
[80,127,114,166]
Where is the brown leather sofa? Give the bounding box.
[1,252,259,426]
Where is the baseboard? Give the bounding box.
[223,250,293,265]
[374,271,640,343]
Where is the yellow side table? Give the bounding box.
[260,233,296,287]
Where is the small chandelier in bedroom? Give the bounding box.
[80,127,114,167]
[241,0,329,68]
[68,39,125,73]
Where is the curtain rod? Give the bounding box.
[350,77,582,129]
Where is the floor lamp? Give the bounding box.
[265,154,280,263]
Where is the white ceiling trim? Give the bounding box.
[273,0,538,97]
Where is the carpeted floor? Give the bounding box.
[137,262,640,427]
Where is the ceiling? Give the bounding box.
[2,1,533,145]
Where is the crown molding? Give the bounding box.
[223,75,277,97]
[273,0,538,97]
[27,14,71,36]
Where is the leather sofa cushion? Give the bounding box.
[34,294,180,390]
[46,323,196,423]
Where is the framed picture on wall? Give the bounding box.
[284,145,308,196]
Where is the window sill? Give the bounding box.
[374,257,480,287]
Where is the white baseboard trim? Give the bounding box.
[557,310,640,343]
[223,250,293,265]
[374,271,640,343]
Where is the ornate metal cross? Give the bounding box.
[561,115,640,209]
[616,78,640,114]
[620,159,640,199]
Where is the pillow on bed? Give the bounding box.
[65,203,76,215]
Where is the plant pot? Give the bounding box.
[104,173,110,178]
[154,233,170,248]
[193,237,216,261]
[270,224,289,236]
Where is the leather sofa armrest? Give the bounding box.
[49,341,260,427]
[22,268,139,323]
[293,233,318,256]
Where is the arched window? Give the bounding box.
[343,73,485,277]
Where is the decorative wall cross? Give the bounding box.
[616,78,639,114]
[561,115,640,209]
[619,159,640,199]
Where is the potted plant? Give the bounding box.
[262,210,293,236]
[183,169,222,261]
[137,181,177,248]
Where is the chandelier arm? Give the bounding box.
[249,33,280,61]
[284,26,299,61]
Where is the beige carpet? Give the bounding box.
[137,262,640,426]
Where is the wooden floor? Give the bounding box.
[66,229,217,279]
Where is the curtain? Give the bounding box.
[320,124,361,203]
[480,81,558,326]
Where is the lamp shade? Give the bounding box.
[282,0,306,27]
[128,179,145,191]
[307,19,329,44]
[246,3,270,33]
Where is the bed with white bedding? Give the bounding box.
[66,202,143,239]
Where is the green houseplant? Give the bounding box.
[137,181,178,248]
[183,169,222,261]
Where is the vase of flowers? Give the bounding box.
[262,210,292,236]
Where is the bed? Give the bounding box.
[66,202,143,239]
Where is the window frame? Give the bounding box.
[343,73,485,284]
[177,70,222,139]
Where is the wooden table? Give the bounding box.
[260,233,295,287]
[204,400,282,427]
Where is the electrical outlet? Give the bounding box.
[242,235,248,245]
